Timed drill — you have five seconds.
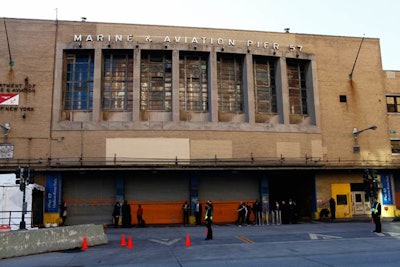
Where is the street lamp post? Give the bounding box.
[352,125,377,153]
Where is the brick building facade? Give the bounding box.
[0,17,399,226]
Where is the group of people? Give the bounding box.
[69,195,384,236]
[112,201,144,228]
[237,201,261,226]
[237,199,298,226]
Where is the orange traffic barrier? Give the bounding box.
[120,234,126,246]
[185,234,191,247]
[127,235,134,249]
[81,236,88,250]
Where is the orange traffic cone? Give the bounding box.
[120,234,126,246]
[127,235,134,249]
[185,234,191,247]
[81,236,88,250]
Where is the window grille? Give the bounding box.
[102,52,133,111]
[63,52,94,111]
[140,51,172,111]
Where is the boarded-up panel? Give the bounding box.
[311,139,323,159]
[190,140,232,159]
[276,142,300,158]
[106,138,190,159]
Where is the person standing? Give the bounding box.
[59,201,67,226]
[288,199,297,224]
[112,201,121,228]
[329,197,336,220]
[137,204,144,227]
[182,201,190,226]
[194,200,202,225]
[237,202,245,227]
[263,200,270,225]
[272,201,280,225]
[121,200,131,228]
[371,197,381,233]
[204,202,213,240]
[245,202,251,225]
[253,200,262,226]
[281,200,290,224]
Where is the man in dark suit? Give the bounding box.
[195,200,202,225]
[371,197,381,233]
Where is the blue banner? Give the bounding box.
[381,174,393,205]
[45,173,61,212]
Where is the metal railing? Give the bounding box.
[0,154,399,171]
[0,210,32,229]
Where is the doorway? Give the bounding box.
[351,191,371,215]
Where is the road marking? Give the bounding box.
[149,238,180,246]
[385,232,400,237]
[309,233,342,240]
[236,235,254,243]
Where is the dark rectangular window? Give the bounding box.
[140,51,172,111]
[386,96,400,112]
[179,52,208,112]
[391,139,400,154]
[253,56,277,114]
[217,53,244,113]
[103,51,133,111]
[63,52,94,111]
[287,59,308,115]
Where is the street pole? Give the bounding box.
[19,170,27,230]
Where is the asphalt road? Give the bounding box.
[2,220,400,267]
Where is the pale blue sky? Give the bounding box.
[1,0,398,69]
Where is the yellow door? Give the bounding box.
[331,184,352,218]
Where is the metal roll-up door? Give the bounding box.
[63,174,115,225]
[125,173,189,201]
[199,174,259,201]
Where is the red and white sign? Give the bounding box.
[0,94,19,106]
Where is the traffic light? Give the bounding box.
[15,167,23,178]
[14,167,35,190]
[27,168,34,184]
[363,169,380,197]
[363,169,369,183]
[369,181,374,197]
[15,167,24,185]
[370,169,378,181]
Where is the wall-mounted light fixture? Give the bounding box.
[107,42,111,48]
[352,125,377,153]
[353,125,377,137]
[0,123,10,136]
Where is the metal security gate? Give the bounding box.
[63,173,115,225]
